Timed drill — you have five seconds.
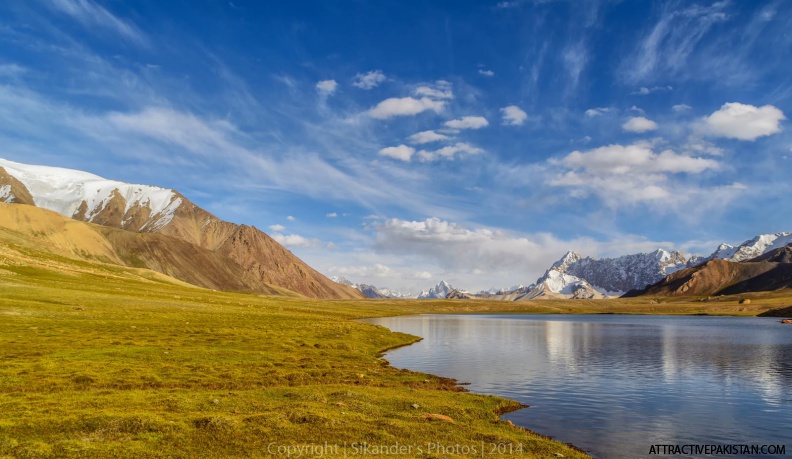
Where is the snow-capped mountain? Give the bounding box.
[0,158,362,300]
[529,269,604,299]
[417,280,455,299]
[706,232,792,262]
[0,158,182,232]
[561,249,689,294]
[475,248,692,301]
[329,276,415,299]
[513,233,791,299]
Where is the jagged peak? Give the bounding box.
[550,250,582,270]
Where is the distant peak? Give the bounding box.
[551,250,582,270]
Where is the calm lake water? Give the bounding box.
[364,314,792,459]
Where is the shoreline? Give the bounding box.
[363,315,595,458]
[360,310,792,459]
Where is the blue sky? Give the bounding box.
[1,0,790,292]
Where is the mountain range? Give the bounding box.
[624,244,792,297]
[329,276,415,299]
[335,233,792,300]
[3,158,790,302]
[0,158,362,300]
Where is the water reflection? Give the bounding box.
[365,315,792,459]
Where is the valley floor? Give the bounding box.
[1,244,790,458]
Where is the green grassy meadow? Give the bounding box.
[2,241,790,458]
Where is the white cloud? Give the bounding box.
[286,216,296,221]
[408,130,450,145]
[332,263,394,278]
[633,85,672,95]
[548,142,721,207]
[414,82,454,100]
[371,217,685,286]
[326,212,338,218]
[444,116,489,130]
[49,0,148,46]
[379,145,415,162]
[478,69,495,77]
[559,144,718,175]
[315,79,338,96]
[418,142,483,162]
[330,264,434,284]
[585,107,611,117]
[353,70,386,90]
[673,104,692,112]
[500,105,528,126]
[270,232,319,248]
[268,224,286,231]
[703,102,785,141]
[369,97,445,119]
[622,116,658,133]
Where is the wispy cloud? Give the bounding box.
[632,85,673,95]
[623,1,729,83]
[444,116,489,130]
[585,107,611,117]
[562,39,588,91]
[48,0,148,46]
[418,142,483,162]
[414,81,454,99]
[408,130,450,145]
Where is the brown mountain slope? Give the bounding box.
[144,201,362,299]
[0,164,363,299]
[0,203,298,296]
[0,168,35,206]
[750,244,792,264]
[623,245,792,297]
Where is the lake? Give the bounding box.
[364,314,792,458]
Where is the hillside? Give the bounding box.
[623,244,792,297]
[0,203,300,296]
[0,158,362,299]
